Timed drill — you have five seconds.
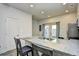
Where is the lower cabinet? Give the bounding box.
[32,44,53,56]
[53,49,74,56]
[32,44,74,56]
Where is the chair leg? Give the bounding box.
[16,49,19,56]
[32,50,33,56]
[17,52,19,56]
[27,53,28,56]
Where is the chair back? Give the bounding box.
[14,37,22,54]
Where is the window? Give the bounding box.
[44,25,50,38]
[51,25,56,38]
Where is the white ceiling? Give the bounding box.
[6,3,77,20]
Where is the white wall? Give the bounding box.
[0,4,32,54]
[37,12,77,39]
[32,20,39,36]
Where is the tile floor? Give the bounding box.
[0,49,41,56]
[0,49,17,56]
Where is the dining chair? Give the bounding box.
[14,37,33,56]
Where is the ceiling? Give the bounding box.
[6,3,78,20]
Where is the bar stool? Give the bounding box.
[14,37,33,56]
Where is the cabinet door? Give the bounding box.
[53,49,73,56]
[32,44,53,56]
[0,18,7,53]
[6,17,19,51]
[6,17,25,51]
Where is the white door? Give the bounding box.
[6,17,19,51]
[6,17,26,51]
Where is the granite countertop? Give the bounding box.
[21,37,79,56]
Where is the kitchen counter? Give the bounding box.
[21,37,79,56]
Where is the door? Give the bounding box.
[6,17,19,51]
[6,17,27,51]
[44,23,57,39]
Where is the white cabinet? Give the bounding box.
[6,17,19,51]
[0,18,7,54]
[0,4,32,54]
[6,17,26,51]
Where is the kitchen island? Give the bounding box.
[21,37,79,56]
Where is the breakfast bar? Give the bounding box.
[21,37,79,56]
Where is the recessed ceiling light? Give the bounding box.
[41,11,44,14]
[30,4,34,8]
[65,10,69,13]
[48,15,51,17]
